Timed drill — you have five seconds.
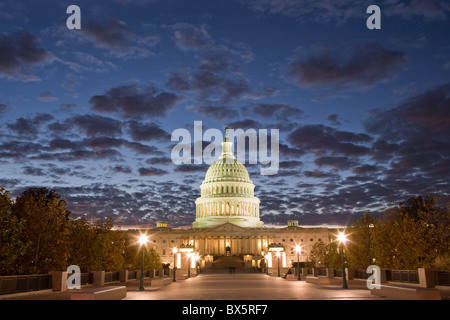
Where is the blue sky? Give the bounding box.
[1,0,449,228]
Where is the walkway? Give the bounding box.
[124,272,385,300]
[1,272,385,300]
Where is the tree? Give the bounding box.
[306,241,327,267]
[306,240,341,268]
[67,217,97,272]
[12,187,70,274]
[0,188,28,275]
[346,213,376,269]
[129,245,162,270]
[92,217,126,271]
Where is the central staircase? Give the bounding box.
[204,256,257,274]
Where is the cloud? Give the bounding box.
[172,23,212,51]
[37,91,58,102]
[0,30,54,81]
[314,156,358,171]
[83,16,134,48]
[365,83,450,183]
[243,103,303,120]
[69,114,123,137]
[166,23,274,104]
[193,105,240,120]
[0,103,11,117]
[138,167,169,176]
[241,0,450,23]
[287,124,371,156]
[127,120,170,141]
[6,113,54,138]
[89,84,183,118]
[81,16,159,59]
[174,164,209,173]
[288,43,407,89]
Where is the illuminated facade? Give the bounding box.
[136,127,332,270]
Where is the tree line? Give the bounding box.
[0,187,162,276]
[306,195,450,271]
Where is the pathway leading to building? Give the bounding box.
[124,272,387,300]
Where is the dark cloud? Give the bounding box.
[361,83,450,198]
[138,167,169,176]
[174,164,209,173]
[172,23,212,51]
[314,156,358,171]
[127,120,170,141]
[241,0,450,23]
[111,165,132,174]
[69,114,122,137]
[288,43,406,89]
[6,113,54,138]
[22,166,45,176]
[37,91,58,102]
[89,84,183,118]
[166,23,274,104]
[243,103,303,120]
[366,83,450,139]
[327,114,341,125]
[287,124,371,156]
[83,16,135,49]
[227,119,262,129]
[145,157,173,165]
[167,68,252,103]
[193,105,240,120]
[0,104,10,116]
[0,30,54,81]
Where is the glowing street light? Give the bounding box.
[268,243,284,277]
[179,244,195,278]
[295,245,302,281]
[172,247,178,282]
[138,234,149,291]
[338,232,348,289]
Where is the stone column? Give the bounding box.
[49,271,68,292]
[93,271,105,286]
[119,270,128,282]
[345,268,355,280]
[418,268,436,288]
[326,268,334,278]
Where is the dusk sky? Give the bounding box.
[1,0,449,228]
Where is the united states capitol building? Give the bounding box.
[132,128,335,270]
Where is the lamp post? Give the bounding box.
[172,247,178,282]
[179,244,194,278]
[295,245,302,281]
[264,254,269,275]
[268,243,284,277]
[138,234,149,291]
[338,232,348,289]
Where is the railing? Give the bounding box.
[317,268,327,276]
[334,269,343,277]
[386,270,419,284]
[354,269,368,279]
[0,274,52,295]
[104,271,120,283]
[127,270,137,280]
[435,271,450,286]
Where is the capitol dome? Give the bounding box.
[193,127,263,229]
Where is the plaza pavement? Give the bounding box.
[1,270,388,300]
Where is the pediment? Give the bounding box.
[207,222,248,233]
